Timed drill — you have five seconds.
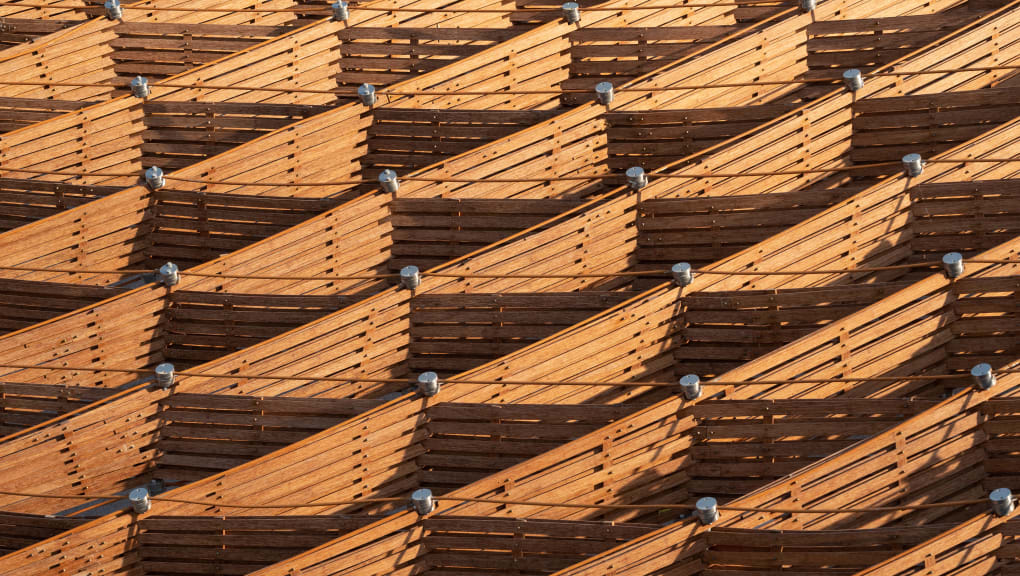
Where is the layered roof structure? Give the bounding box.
[0,0,1017,574]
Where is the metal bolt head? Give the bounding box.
[561,1,580,23]
[331,0,349,21]
[129,487,151,513]
[411,488,435,515]
[990,488,1014,516]
[626,166,647,190]
[595,81,614,106]
[104,0,123,19]
[154,362,175,388]
[672,262,694,287]
[798,0,815,11]
[144,166,165,190]
[417,371,440,396]
[400,265,421,290]
[357,83,377,106]
[971,363,996,390]
[842,69,863,92]
[942,252,964,278]
[679,374,701,400]
[158,262,179,286]
[695,496,718,524]
[378,169,399,193]
[130,75,150,98]
[902,153,924,178]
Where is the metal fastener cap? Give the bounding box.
[158,261,179,286]
[626,166,648,190]
[695,496,718,524]
[411,488,435,515]
[154,363,175,388]
[942,252,964,278]
[357,83,377,106]
[798,0,815,11]
[104,0,123,19]
[332,0,349,21]
[379,169,399,193]
[595,81,614,105]
[971,363,996,390]
[400,265,421,290]
[679,374,701,400]
[129,487,151,513]
[672,262,694,287]
[418,371,440,396]
[902,153,924,177]
[561,1,580,23]
[144,166,165,190]
[842,69,863,92]
[990,488,1014,517]
[130,75,150,98]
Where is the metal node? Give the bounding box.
[358,83,377,106]
[561,2,580,23]
[129,487,151,513]
[942,252,964,278]
[971,363,996,390]
[902,153,924,177]
[798,0,815,11]
[400,265,421,290]
[990,488,1014,517]
[379,169,399,193]
[130,75,150,98]
[679,374,701,400]
[695,496,718,524]
[671,262,694,287]
[104,0,123,19]
[595,81,614,106]
[411,488,435,515]
[158,262,179,286]
[418,371,441,396]
[144,166,165,190]
[332,0,349,21]
[626,166,648,190]
[842,69,863,92]
[154,363,175,389]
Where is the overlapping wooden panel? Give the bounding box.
[139,515,379,576]
[804,11,983,74]
[0,382,114,436]
[365,108,563,176]
[853,86,1020,163]
[421,403,640,492]
[110,21,300,82]
[0,512,89,555]
[0,277,129,333]
[910,180,1020,257]
[409,292,634,373]
[156,393,382,480]
[335,26,521,87]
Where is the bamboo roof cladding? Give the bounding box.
[0,0,1017,573]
